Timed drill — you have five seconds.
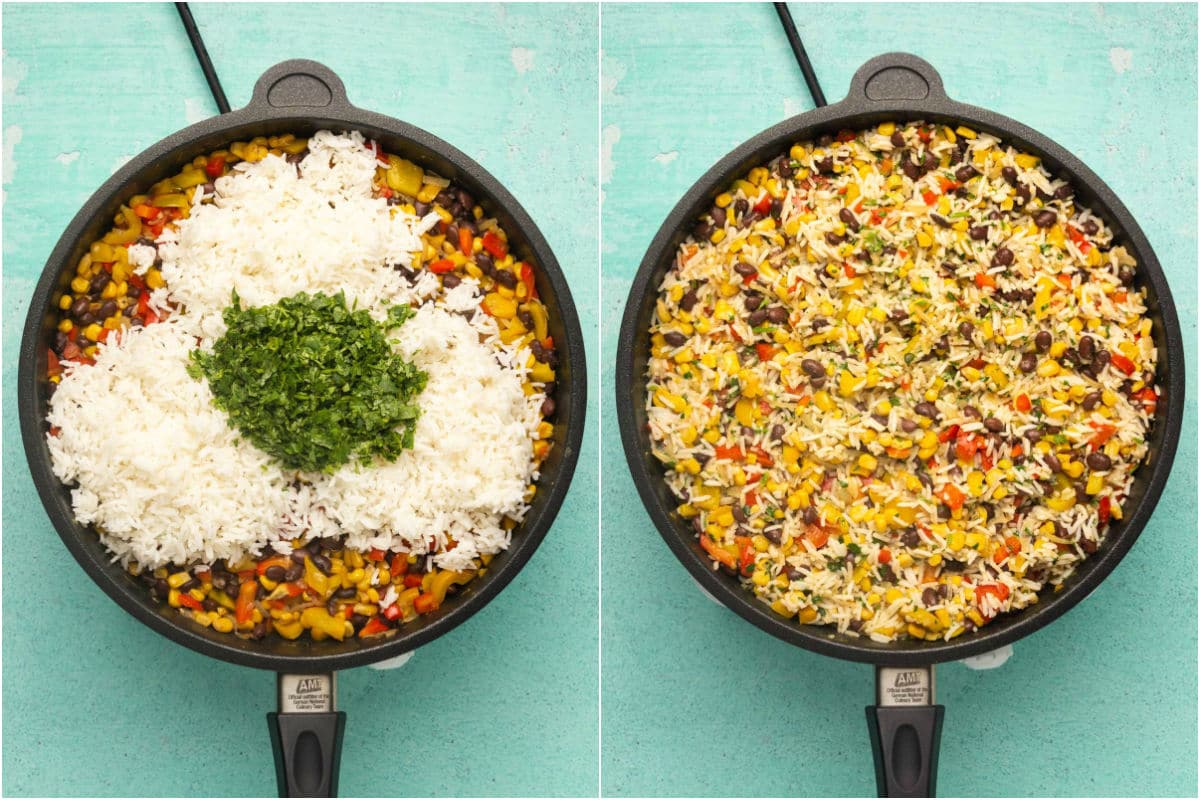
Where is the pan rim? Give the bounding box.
[615,61,1185,666]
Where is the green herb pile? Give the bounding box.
[189,291,427,473]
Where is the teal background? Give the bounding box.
[600,3,1197,798]
[2,3,597,797]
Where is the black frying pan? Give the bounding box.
[18,60,586,797]
[616,53,1184,796]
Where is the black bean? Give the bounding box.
[802,507,819,525]
[766,306,787,324]
[1001,166,1018,186]
[776,159,794,179]
[747,308,768,327]
[1078,335,1095,361]
[914,401,939,419]
[264,565,287,582]
[310,554,332,574]
[969,225,989,241]
[815,156,834,174]
[1043,453,1062,473]
[922,587,939,607]
[838,207,861,232]
[437,272,461,291]
[1034,209,1057,228]
[710,206,727,228]
[901,159,920,180]
[770,198,784,219]
[889,308,909,322]
[476,252,495,272]
[733,261,756,277]
[901,528,921,548]
[1035,330,1052,352]
[962,405,980,418]
[70,298,90,319]
[1019,352,1037,373]
[954,165,978,183]
[336,587,358,600]
[680,288,698,312]
[992,247,1014,267]
[1080,537,1098,554]
[890,131,905,148]
[493,269,518,290]
[98,300,118,319]
[1118,266,1135,286]
[930,213,952,229]
[764,527,783,545]
[1081,219,1099,236]
[983,417,1004,433]
[1086,452,1112,471]
[1054,184,1073,200]
[958,320,974,339]
[89,273,110,293]
[801,359,826,379]
[770,424,785,441]
[733,198,749,217]
[285,565,303,582]
[817,133,834,147]
[1062,347,1081,368]
[744,292,764,312]
[824,231,844,246]
[663,331,687,347]
[153,578,170,599]
[540,397,556,418]
[810,316,829,331]
[1016,184,1031,204]
[900,418,917,433]
[693,221,713,240]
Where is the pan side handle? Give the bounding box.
[246,59,356,114]
[843,53,950,104]
[866,666,944,797]
[269,673,346,797]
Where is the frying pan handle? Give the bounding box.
[843,53,949,105]
[866,666,943,797]
[247,59,356,114]
[268,673,346,797]
[866,705,944,797]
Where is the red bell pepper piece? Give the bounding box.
[699,535,738,570]
[520,262,537,299]
[1087,423,1117,451]
[975,272,997,290]
[939,483,966,511]
[736,536,755,577]
[177,592,204,611]
[367,548,386,562]
[428,259,455,274]
[1098,496,1112,526]
[383,604,402,621]
[1110,353,1136,375]
[403,574,424,589]
[756,343,777,362]
[413,593,438,614]
[878,548,892,564]
[713,445,745,461]
[938,424,960,444]
[481,230,507,259]
[458,226,473,256]
[1135,386,1158,413]
[922,190,937,206]
[47,348,62,377]
[752,193,772,215]
[235,580,258,624]
[805,525,831,549]
[205,155,225,179]
[359,617,390,638]
[1015,394,1032,413]
[390,553,408,576]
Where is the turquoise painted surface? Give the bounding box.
[600,3,1197,797]
[2,4,598,797]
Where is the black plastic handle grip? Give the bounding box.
[844,53,949,104]
[247,59,353,113]
[865,704,944,797]
[267,711,346,797]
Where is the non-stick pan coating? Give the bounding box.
[19,60,586,672]
[616,54,1184,666]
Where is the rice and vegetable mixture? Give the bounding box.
[647,122,1158,643]
[46,131,560,642]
